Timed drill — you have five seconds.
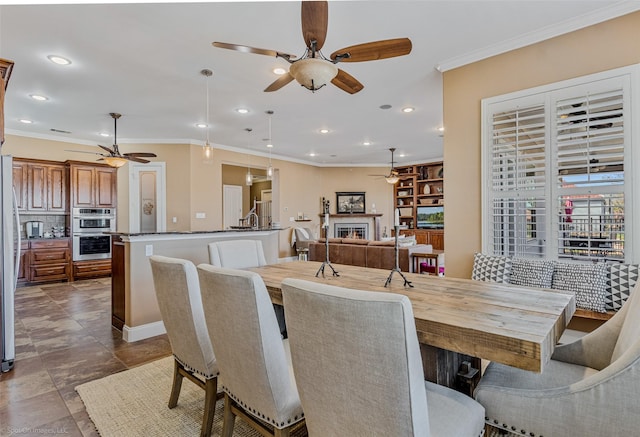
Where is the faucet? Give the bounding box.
[248,212,259,230]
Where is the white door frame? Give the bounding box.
[129,162,167,233]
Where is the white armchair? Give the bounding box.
[474,281,640,436]
[149,255,220,437]
[281,278,485,436]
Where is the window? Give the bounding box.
[482,66,638,263]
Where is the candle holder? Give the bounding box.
[316,198,339,278]
[384,225,413,288]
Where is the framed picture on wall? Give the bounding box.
[336,192,366,214]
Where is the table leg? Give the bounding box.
[420,343,481,396]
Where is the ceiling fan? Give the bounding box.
[67,113,157,167]
[212,0,412,94]
[369,148,417,184]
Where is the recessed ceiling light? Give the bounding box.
[196,123,207,128]
[309,152,317,157]
[29,94,48,101]
[266,143,274,148]
[19,119,33,124]
[47,55,71,65]
[319,128,329,134]
[363,141,371,146]
[236,108,249,114]
[99,132,110,137]
[273,67,286,75]
[402,107,415,113]
[438,126,445,132]
[399,153,406,158]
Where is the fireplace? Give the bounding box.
[335,223,368,240]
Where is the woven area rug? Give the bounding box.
[76,356,305,437]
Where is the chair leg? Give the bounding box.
[221,393,236,437]
[168,359,184,409]
[200,377,218,437]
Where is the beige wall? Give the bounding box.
[443,11,640,278]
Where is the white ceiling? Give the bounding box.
[2,1,637,167]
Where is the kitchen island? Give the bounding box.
[110,229,280,341]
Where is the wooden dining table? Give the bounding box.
[249,261,576,391]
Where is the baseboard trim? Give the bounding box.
[123,321,166,342]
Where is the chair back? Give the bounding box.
[611,281,640,362]
[149,255,217,377]
[197,264,303,427]
[208,240,267,269]
[294,228,313,251]
[281,278,429,436]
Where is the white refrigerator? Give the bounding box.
[1,154,20,372]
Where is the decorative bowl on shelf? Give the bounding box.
[419,198,431,205]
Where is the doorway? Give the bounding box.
[129,162,166,233]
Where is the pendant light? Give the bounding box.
[201,69,213,164]
[266,110,274,180]
[245,128,253,186]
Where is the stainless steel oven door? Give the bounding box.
[72,217,115,233]
[72,234,111,261]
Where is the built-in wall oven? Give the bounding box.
[71,207,116,261]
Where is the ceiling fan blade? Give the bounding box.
[125,156,151,164]
[98,144,115,154]
[65,149,105,157]
[331,69,364,94]
[264,73,295,92]
[212,42,296,60]
[330,38,412,63]
[123,152,157,158]
[301,1,328,51]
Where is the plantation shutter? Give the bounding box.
[489,103,547,257]
[555,86,626,262]
[483,66,636,264]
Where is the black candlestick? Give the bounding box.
[384,225,413,288]
[316,201,339,278]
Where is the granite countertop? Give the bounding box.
[107,227,287,237]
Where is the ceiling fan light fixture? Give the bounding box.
[385,175,399,185]
[289,58,338,91]
[102,156,128,168]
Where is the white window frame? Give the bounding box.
[481,64,640,263]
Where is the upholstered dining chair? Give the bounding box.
[149,255,220,437]
[207,239,267,269]
[207,239,287,337]
[196,265,305,437]
[281,278,485,437]
[292,227,313,259]
[474,280,640,437]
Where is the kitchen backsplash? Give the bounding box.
[19,215,68,239]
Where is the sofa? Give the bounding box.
[471,253,639,323]
[308,238,433,273]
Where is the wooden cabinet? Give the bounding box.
[68,162,117,208]
[399,229,444,250]
[111,235,125,330]
[12,160,27,211]
[27,238,71,284]
[16,241,29,285]
[73,259,111,280]
[13,159,67,213]
[393,161,445,249]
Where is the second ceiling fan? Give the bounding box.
[213,0,412,94]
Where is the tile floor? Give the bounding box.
[0,278,172,437]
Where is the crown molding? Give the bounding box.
[435,1,640,72]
